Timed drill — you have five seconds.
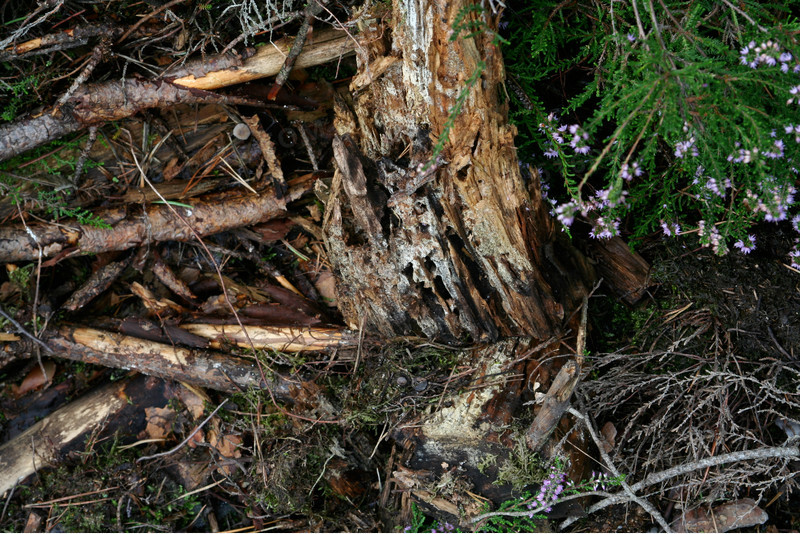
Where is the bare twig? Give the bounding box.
[568,406,673,532]
[719,0,768,32]
[53,39,110,115]
[267,0,329,100]
[116,0,188,44]
[0,0,65,50]
[560,444,800,529]
[469,490,613,525]
[71,126,99,185]
[0,304,53,355]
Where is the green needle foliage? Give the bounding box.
[504,0,800,261]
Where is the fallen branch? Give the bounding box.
[0,180,311,263]
[0,23,123,61]
[569,406,673,532]
[171,27,353,91]
[51,326,310,395]
[0,28,354,162]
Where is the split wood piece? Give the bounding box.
[0,374,169,497]
[586,236,651,305]
[524,359,580,451]
[0,181,310,263]
[525,296,587,452]
[244,114,287,197]
[171,27,353,91]
[62,253,133,312]
[0,28,354,163]
[180,323,356,352]
[152,254,198,304]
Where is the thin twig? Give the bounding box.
[0,481,17,522]
[116,0,187,44]
[53,39,109,115]
[267,0,328,100]
[469,490,613,524]
[718,0,768,32]
[0,304,53,354]
[137,399,228,463]
[71,126,99,185]
[569,406,673,532]
[560,444,800,529]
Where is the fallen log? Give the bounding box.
[0,374,168,497]
[0,28,354,162]
[0,178,311,263]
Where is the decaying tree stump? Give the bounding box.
[321,0,596,517]
[324,2,593,343]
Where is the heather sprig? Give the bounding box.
[505,1,800,262]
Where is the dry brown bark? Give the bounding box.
[0,28,353,163]
[586,236,651,305]
[0,179,311,263]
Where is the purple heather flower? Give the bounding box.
[621,161,642,181]
[627,33,636,42]
[734,235,756,254]
[789,242,800,269]
[554,201,579,227]
[589,217,620,239]
[544,147,559,158]
[674,137,698,158]
[788,85,800,105]
[792,214,800,233]
[575,145,591,155]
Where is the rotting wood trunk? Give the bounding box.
[322,0,596,518]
